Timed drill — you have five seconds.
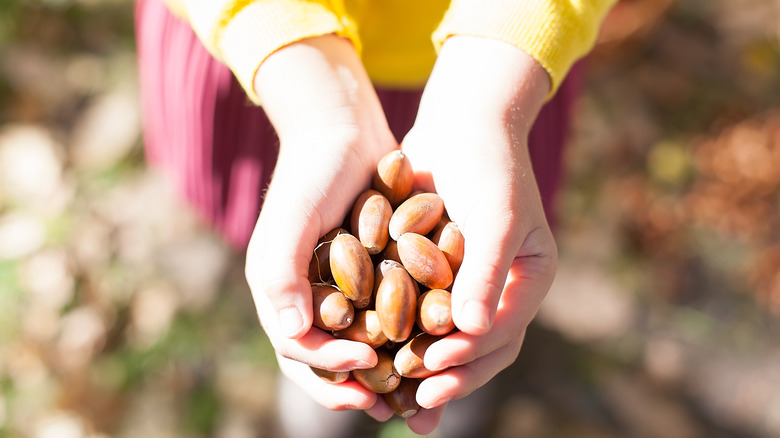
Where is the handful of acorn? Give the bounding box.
[307,149,464,418]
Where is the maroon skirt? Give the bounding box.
[134,0,579,249]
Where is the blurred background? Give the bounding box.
[1,0,779,437]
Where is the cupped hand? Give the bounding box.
[244,35,397,409]
[397,36,559,434]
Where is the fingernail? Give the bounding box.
[279,307,303,337]
[421,395,452,409]
[461,299,490,332]
[436,396,452,407]
[352,359,375,369]
[423,346,449,371]
[427,357,450,371]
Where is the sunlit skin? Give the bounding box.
[244,34,557,434]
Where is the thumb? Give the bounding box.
[246,190,324,339]
[449,203,524,336]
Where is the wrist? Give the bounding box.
[415,36,551,133]
[254,34,391,148]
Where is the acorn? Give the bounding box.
[350,190,393,255]
[307,228,347,283]
[352,349,401,394]
[370,260,406,309]
[330,233,374,308]
[373,259,404,294]
[310,366,350,384]
[394,333,441,378]
[384,378,421,418]
[333,310,388,349]
[430,221,465,276]
[311,284,354,331]
[388,193,445,241]
[372,150,414,207]
[375,264,418,343]
[428,214,451,240]
[416,289,454,336]
[381,240,402,264]
[397,233,453,290]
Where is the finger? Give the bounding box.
[273,329,378,371]
[411,170,435,193]
[416,335,525,409]
[405,404,447,435]
[423,249,554,370]
[279,355,378,411]
[449,196,529,335]
[364,397,394,422]
[246,186,325,339]
[255,289,377,370]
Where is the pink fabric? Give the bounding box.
[135,0,577,248]
[135,0,277,248]
[529,61,582,230]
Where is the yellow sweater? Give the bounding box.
[165,0,616,104]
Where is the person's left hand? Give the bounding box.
[369,36,559,434]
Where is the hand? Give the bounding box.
[396,36,559,434]
[244,35,398,410]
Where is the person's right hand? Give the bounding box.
[244,34,398,411]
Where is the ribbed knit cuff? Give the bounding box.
[433,0,615,97]
[217,0,360,104]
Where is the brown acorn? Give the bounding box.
[373,259,404,294]
[330,233,374,308]
[384,378,421,418]
[350,190,393,255]
[382,240,402,264]
[311,284,354,331]
[310,366,350,384]
[394,333,442,379]
[372,150,414,207]
[427,214,451,239]
[366,259,403,310]
[352,349,401,394]
[333,310,388,349]
[430,221,465,277]
[375,264,418,343]
[388,193,445,241]
[397,233,453,290]
[416,289,454,336]
[307,228,347,283]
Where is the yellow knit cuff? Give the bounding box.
[217,0,360,104]
[433,0,616,98]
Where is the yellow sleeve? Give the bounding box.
[432,0,617,97]
[170,0,360,104]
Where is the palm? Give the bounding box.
[397,122,557,434]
